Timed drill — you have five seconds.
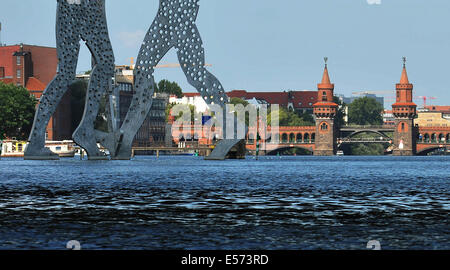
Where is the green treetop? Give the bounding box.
[348,96,384,126]
[0,82,37,140]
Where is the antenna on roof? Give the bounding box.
[0,22,2,46]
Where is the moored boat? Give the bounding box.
[1,140,76,158]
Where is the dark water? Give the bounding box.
[0,156,448,250]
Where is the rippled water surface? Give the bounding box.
[0,156,448,250]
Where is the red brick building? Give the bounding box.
[424,105,450,114]
[0,44,71,140]
[227,90,317,113]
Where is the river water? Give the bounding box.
[0,156,448,250]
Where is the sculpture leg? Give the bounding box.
[112,20,172,160]
[72,61,112,160]
[24,41,80,160]
[72,2,115,160]
[175,26,228,106]
[176,26,244,144]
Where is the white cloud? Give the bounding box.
[117,30,146,48]
[367,0,382,5]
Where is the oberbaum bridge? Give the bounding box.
[172,60,450,158]
[24,0,449,160]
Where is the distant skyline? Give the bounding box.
[1,0,450,107]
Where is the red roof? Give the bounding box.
[392,102,417,106]
[321,66,331,84]
[425,105,450,113]
[400,66,410,84]
[184,92,201,98]
[181,90,319,109]
[26,77,46,91]
[227,90,317,109]
[290,91,318,108]
[314,102,338,107]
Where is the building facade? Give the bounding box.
[114,66,169,147]
[415,112,449,128]
[169,93,210,113]
[0,44,71,140]
[422,106,450,120]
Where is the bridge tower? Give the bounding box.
[313,58,339,156]
[392,58,417,156]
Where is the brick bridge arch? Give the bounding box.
[416,146,448,156]
[416,127,450,155]
[266,145,314,155]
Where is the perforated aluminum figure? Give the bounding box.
[25,0,115,160]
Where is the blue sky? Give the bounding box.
[1,0,450,107]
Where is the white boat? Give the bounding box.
[336,150,344,156]
[1,140,76,158]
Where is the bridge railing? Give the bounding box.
[341,125,395,130]
[417,140,450,144]
[338,137,392,143]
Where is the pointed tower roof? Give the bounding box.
[315,57,338,108]
[318,57,334,89]
[400,57,410,84]
[321,65,331,84]
[393,57,416,107]
[397,57,413,88]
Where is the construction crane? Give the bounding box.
[352,90,394,96]
[415,96,436,108]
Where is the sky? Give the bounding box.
[1,0,450,107]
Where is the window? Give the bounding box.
[0,67,4,78]
[321,122,328,130]
[322,91,327,101]
[16,56,21,66]
[16,69,21,78]
[401,123,405,131]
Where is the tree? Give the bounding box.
[0,82,37,140]
[166,103,196,123]
[333,96,346,128]
[268,106,315,126]
[229,97,249,107]
[348,97,384,126]
[156,80,183,98]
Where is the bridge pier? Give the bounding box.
[313,60,338,156]
[392,60,417,156]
